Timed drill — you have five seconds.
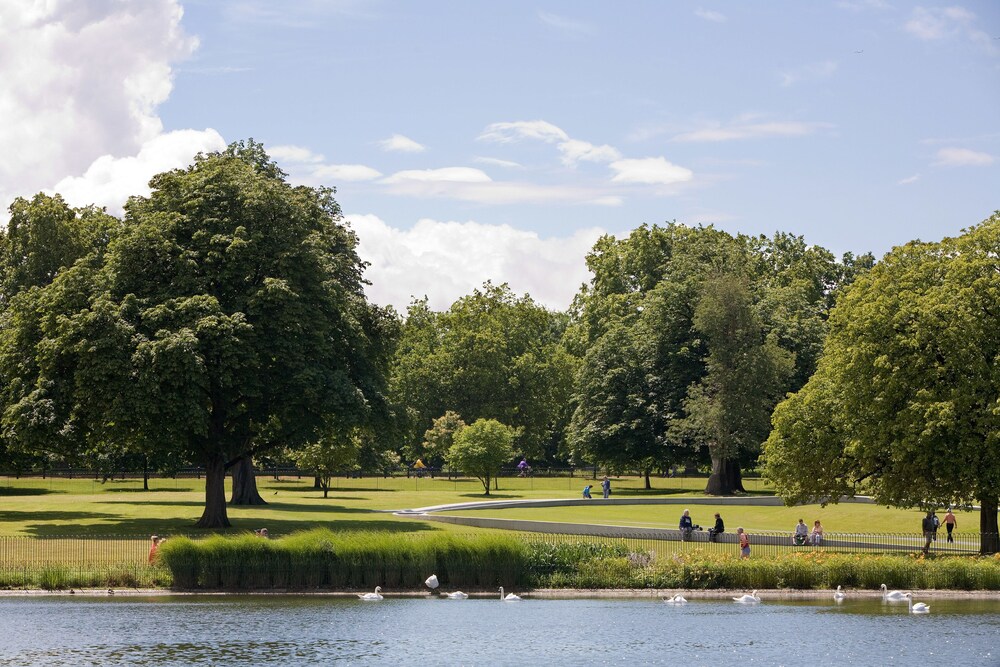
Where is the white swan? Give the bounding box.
[444,591,468,599]
[833,585,846,601]
[663,594,687,604]
[358,586,383,601]
[424,574,439,589]
[880,584,907,601]
[499,586,521,601]
[733,590,760,604]
[904,593,930,614]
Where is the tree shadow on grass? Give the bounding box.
[19,516,441,538]
[0,487,56,496]
[0,510,115,523]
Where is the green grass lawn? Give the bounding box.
[0,473,980,539]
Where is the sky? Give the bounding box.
[1,1,997,312]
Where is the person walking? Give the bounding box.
[601,476,611,499]
[921,511,936,555]
[943,508,957,543]
[737,527,750,559]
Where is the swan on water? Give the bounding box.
[663,594,687,604]
[499,586,521,601]
[733,590,760,604]
[358,586,383,601]
[444,591,468,599]
[904,593,930,614]
[880,584,907,601]
[833,585,846,601]
[425,574,439,589]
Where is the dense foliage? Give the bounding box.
[763,213,1000,553]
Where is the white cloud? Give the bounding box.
[695,8,727,22]
[780,60,838,87]
[904,6,997,53]
[933,147,995,167]
[51,129,227,214]
[478,120,569,144]
[381,171,610,205]
[589,196,624,207]
[897,174,921,185]
[0,0,197,212]
[671,120,833,142]
[609,158,694,185]
[269,145,325,164]
[537,11,594,36]
[378,134,426,153]
[557,139,622,166]
[270,143,382,185]
[348,213,604,311]
[474,156,523,169]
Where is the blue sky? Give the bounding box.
[1,1,997,310]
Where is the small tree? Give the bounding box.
[291,433,360,499]
[421,411,466,465]
[448,419,515,496]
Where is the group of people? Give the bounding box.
[582,476,612,499]
[676,510,750,558]
[923,509,957,553]
[792,519,824,546]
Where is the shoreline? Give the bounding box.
[3,588,999,599]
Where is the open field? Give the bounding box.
[0,474,979,538]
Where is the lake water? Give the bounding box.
[1,595,998,666]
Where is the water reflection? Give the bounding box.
[0,596,997,666]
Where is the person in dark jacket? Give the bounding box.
[679,509,694,541]
[708,513,724,542]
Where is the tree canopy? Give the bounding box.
[448,418,516,496]
[763,212,1000,552]
[0,141,397,527]
[390,283,575,461]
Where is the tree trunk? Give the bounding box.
[980,494,999,555]
[143,458,149,492]
[644,469,651,490]
[314,475,322,490]
[704,455,745,495]
[230,455,267,505]
[483,474,491,496]
[195,457,231,528]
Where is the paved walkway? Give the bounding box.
[392,496,975,554]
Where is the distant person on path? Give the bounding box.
[793,519,809,546]
[517,458,530,477]
[737,527,750,559]
[943,509,957,543]
[680,509,694,541]
[601,476,611,499]
[582,485,593,499]
[708,513,725,542]
[921,512,936,555]
[811,520,824,546]
[931,511,940,541]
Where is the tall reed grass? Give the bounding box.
[158,529,531,590]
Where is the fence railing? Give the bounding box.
[0,530,992,573]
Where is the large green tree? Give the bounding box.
[391,283,575,461]
[0,141,397,527]
[763,213,1000,553]
[568,223,867,489]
